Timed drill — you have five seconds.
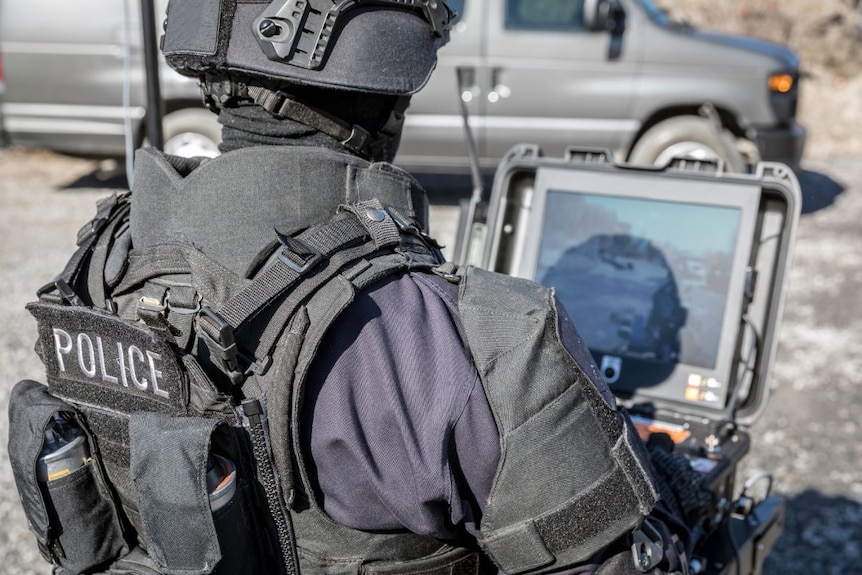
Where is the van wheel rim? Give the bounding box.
[163,132,221,158]
[655,141,719,166]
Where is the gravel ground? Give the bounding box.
[0,146,860,574]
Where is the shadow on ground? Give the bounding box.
[763,490,862,574]
[62,166,129,191]
[796,170,845,215]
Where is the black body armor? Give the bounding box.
[9,146,657,575]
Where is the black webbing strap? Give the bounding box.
[87,204,131,310]
[214,216,366,327]
[244,85,408,161]
[197,203,403,383]
[247,85,374,156]
[244,242,381,375]
[37,193,130,306]
[246,205,442,381]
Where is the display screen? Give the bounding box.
[537,190,742,370]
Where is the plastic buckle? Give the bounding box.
[342,125,372,156]
[277,236,323,274]
[139,296,166,314]
[278,249,322,274]
[197,308,240,374]
[165,291,202,315]
[76,215,109,246]
[37,279,84,307]
[631,518,665,572]
[245,354,273,377]
[76,194,120,245]
[385,206,445,261]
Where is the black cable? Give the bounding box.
[647,435,716,542]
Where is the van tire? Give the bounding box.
[628,116,745,172]
[162,109,222,159]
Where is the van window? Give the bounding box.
[447,0,465,24]
[506,0,586,31]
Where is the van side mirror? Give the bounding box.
[585,0,627,60]
[584,0,610,31]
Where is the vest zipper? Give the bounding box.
[241,399,301,575]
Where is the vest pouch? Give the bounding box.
[7,380,129,573]
[129,412,264,575]
[53,547,163,575]
[209,461,260,575]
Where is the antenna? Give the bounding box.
[141,0,164,151]
[122,0,135,187]
[455,67,485,266]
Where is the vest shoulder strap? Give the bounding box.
[38,192,131,309]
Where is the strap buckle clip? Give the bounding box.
[277,235,323,274]
[341,125,372,156]
[196,307,243,385]
[76,192,123,245]
[631,518,666,573]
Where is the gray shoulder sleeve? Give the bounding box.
[458,267,657,575]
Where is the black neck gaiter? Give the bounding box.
[217,103,346,154]
[215,87,405,161]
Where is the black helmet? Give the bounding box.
[163,0,454,96]
[162,0,455,159]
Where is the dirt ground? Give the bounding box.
[1,2,861,573]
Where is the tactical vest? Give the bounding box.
[8,149,657,575]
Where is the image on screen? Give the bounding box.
[537,190,741,369]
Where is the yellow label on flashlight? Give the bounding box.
[47,468,72,481]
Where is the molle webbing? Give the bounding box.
[38,192,130,308]
[458,267,657,574]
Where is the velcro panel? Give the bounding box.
[483,384,616,527]
[533,465,644,561]
[78,405,132,467]
[482,465,648,574]
[480,523,554,575]
[616,416,661,512]
[162,0,222,56]
[130,412,221,575]
[28,302,187,414]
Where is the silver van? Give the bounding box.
[0,0,220,158]
[0,0,805,171]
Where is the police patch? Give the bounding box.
[28,302,187,414]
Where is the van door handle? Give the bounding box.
[457,67,480,103]
[488,68,511,103]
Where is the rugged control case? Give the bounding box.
[454,146,801,575]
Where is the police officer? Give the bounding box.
[11,1,692,574]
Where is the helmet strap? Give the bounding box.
[202,78,407,161]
